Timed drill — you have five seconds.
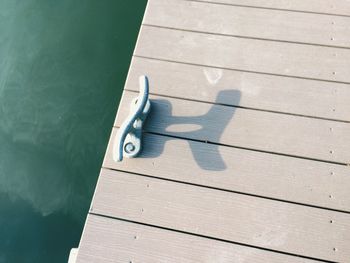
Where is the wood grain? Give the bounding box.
[76,1,350,262]
[135,25,350,83]
[114,91,350,164]
[145,0,350,48]
[188,0,350,16]
[76,214,320,263]
[104,129,350,212]
[91,169,350,262]
[126,57,350,121]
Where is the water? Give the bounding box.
[0,1,147,262]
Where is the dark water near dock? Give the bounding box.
[0,1,146,262]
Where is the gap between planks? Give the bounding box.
[184,0,350,17]
[114,90,350,164]
[144,0,350,49]
[135,54,350,87]
[80,213,329,263]
[128,88,350,124]
[143,23,350,51]
[104,128,350,213]
[134,25,350,84]
[125,56,350,123]
[90,169,350,262]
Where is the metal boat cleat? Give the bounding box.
[113,75,151,162]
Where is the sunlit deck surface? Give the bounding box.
[75,0,350,262]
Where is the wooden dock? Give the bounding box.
[75,0,350,262]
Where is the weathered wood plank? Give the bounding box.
[135,26,350,83]
[114,91,350,164]
[104,129,350,212]
[145,0,350,48]
[189,0,350,16]
[127,57,350,121]
[91,169,350,262]
[76,214,320,263]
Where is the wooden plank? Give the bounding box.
[68,249,78,263]
[76,214,320,263]
[91,169,350,262]
[104,129,350,212]
[114,91,350,164]
[189,0,350,16]
[135,25,350,83]
[126,57,350,121]
[145,0,350,48]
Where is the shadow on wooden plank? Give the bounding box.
[142,89,241,171]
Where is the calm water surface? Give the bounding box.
[0,1,146,262]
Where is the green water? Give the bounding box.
[0,1,147,262]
